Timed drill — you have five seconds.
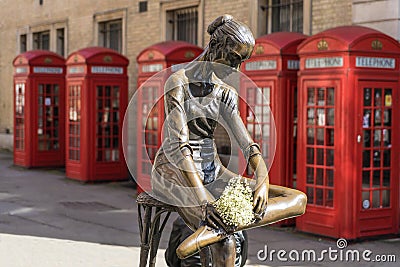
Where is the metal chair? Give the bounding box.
[137,192,175,267]
[137,192,211,267]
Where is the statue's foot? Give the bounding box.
[176,225,226,259]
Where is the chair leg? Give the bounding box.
[200,247,211,267]
[148,207,161,267]
[138,204,152,267]
[138,203,172,267]
[148,207,171,267]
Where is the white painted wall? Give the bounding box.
[353,0,400,40]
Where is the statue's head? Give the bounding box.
[206,15,255,70]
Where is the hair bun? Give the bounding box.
[207,14,233,35]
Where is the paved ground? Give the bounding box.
[0,150,399,266]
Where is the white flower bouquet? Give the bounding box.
[213,177,255,228]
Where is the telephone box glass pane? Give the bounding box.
[363,130,371,147]
[326,129,334,146]
[327,87,334,105]
[316,168,323,185]
[113,125,119,135]
[316,148,324,165]
[306,167,314,184]
[326,189,334,207]
[316,128,324,145]
[373,150,380,167]
[362,171,370,188]
[307,148,314,164]
[307,108,315,125]
[383,129,390,147]
[113,86,120,107]
[306,187,314,204]
[363,150,370,167]
[362,191,370,209]
[317,109,325,126]
[363,110,371,128]
[326,109,334,126]
[326,149,334,166]
[382,171,389,184]
[307,128,314,144]
[384,89,392,107]
[374,110,382,126]
[373,130,381,147]
[372,190,380,208]
[105,86,111,97]
[382,190,390,207]
[364,88,372,106]
[316,188,323,205]
[374,89,382,106]
[15,83,25,150]
[326,169,334,186]
[317,88,325,105]
[307,88,315,105]
[373,170,380,187]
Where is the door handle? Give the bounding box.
[357,134,362,143]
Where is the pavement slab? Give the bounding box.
[0,151,399,266]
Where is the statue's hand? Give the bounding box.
[253,181,268,215]
[202,203,235,234]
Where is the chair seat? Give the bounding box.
[137,192,177,212]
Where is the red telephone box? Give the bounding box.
[65,47,129,182]
[13,50,66,167]
[136,41,203,192]
[241,32,307,189]
[296,26,400,239]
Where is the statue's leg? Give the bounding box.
[209,235,236,267]
[237,185,307,231]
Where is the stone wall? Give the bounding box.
[312,0,352,34]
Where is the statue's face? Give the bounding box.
[213,43,253,78]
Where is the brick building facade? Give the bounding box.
[0,0,397,148]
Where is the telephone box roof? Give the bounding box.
[298,25,400,54]
[137,41,203,62]
[255,32,307,54]
[66,47,129,65]
[13,50,65,66]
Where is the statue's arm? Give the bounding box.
[248,154,269,213]
[220,86,269,213]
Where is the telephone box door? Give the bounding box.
[239,80,275,177]
[93,81,125,164]
[297,79,339,237]
[290,80,298,188]
[357,81,399,236]
[35,80,64,156]
[67,82,82,165]
[14,82,26,158]
[137,79,164,192]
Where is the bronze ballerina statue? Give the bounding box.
[150,14,307,266]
